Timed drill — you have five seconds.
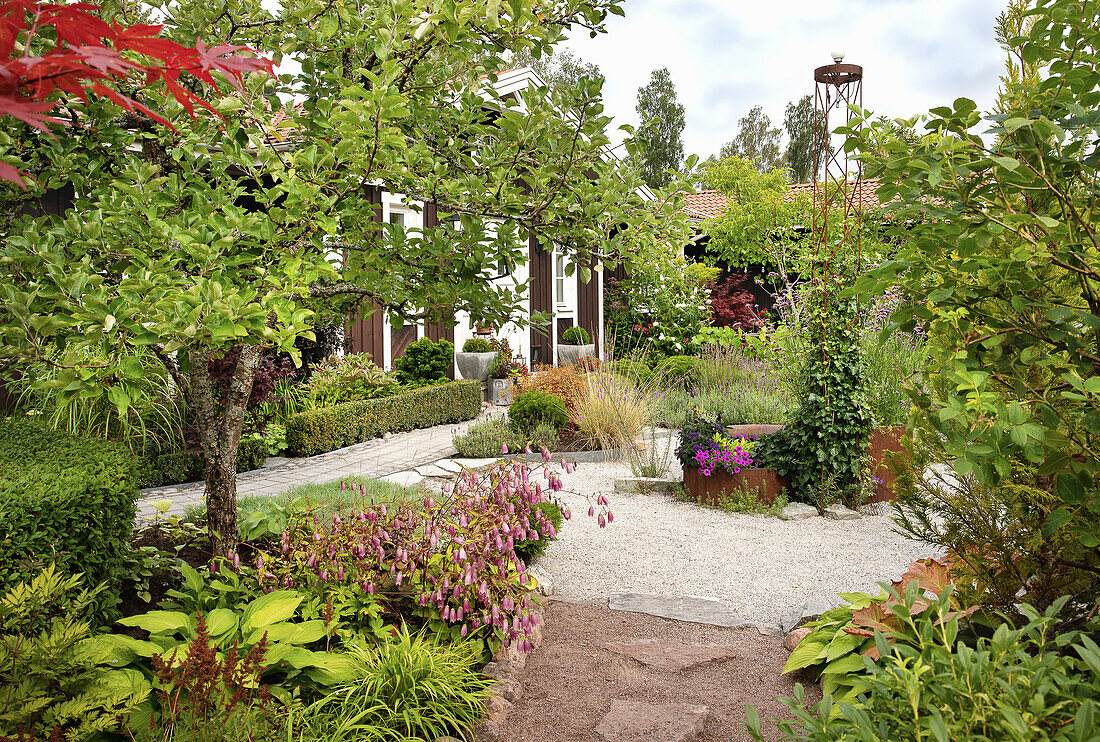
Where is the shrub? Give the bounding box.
[510,391,569,434]
[572,371,650,452]
[0,418,138,611]
[284,381,481,457]
[707,270,762,329]
[514,501,563,563]
[452,416,558,458]
[137,436,269,488]
[304,354,399,408]
[748,594,1100,742]
[514,363,585,409]
[296,626,492,742]
[608,357,652,384]
[0,567,149,740]
[394,338,453,386]
[561,326,590,345]
[461,338,493,353]
[655,355,697,385]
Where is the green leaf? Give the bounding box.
[204,608,238,637]
[820,654,866,674]
[240,591,302,634]
[1042,509,1072,538]
[118,610,192,636]
[782,640,826,673]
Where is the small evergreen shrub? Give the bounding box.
[284,381,481,456]
[609,358,652,383]
[509,391,569,434]
[136,437,269,488]
[561,326,590,345]
[395,338,453,386]
[0,418,138,611]
[514,501,563,563]
[461,338,493,353]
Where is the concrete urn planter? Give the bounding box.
[488,378,515,405]
[556,343,595,366]
[455,351,498,381]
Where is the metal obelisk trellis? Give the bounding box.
[811,55,864,286]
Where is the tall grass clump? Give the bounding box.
[572,368,652,454]
[861,329,925,427]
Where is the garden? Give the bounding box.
[3,0,1100,740]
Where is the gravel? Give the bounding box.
[539,458,938,631]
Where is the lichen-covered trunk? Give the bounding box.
[189,345,262,557]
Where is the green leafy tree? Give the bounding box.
[851,0,1100,617]
[718,105,782,171]
[633,67,685,189]
[783,94,817,183]
[0,0,693,554]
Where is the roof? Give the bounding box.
[681,177,884,220]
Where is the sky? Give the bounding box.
[562,0,1007,160]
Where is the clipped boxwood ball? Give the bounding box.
[509,390,569,433]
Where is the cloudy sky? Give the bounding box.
[561,0,1007,160]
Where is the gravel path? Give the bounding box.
[541,459,938,631]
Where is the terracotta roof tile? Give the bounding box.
[681,177,884,220]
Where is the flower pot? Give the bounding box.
[455,351,498,381]
[866,425,906,503]
[556,343,595,366]
[488,378,515,405]
[682,465,787,506]
[725,424,784,439]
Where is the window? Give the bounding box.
[388,211,405,227]
[555,253,566,305]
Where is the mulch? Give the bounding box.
[492,599,820,742]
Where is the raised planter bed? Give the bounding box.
[683,465,787,506]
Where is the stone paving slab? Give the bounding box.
[594,700,709,742]
[602,638,736,673]
[608,593,756,631]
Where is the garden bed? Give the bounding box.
[683,465,787,506]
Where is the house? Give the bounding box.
[347,67,630,376]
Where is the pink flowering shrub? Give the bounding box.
[251,453,609,653]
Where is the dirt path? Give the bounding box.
[490,600,819,742]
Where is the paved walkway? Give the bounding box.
[137,410,496,520]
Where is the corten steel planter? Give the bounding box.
[683,465,788,506]
[867,425,906,503]
[556,343,595,366]
[725,424,784,439]
[455,351,498,381]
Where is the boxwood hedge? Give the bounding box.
[0,418,138,609]
[284,380,482,457]
[137,437,268,488]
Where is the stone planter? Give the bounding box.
[867,425,906,503]
[682,465,787,506]
[556,343,595,366]
[488,378,515,405]
[455,351,498,382]
[725,424,783,439]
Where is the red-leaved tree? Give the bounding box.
[708,271,762,329]
[0,1,272,186]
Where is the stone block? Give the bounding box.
[614,477,681,494]
[784,627,813,652]
[594,700,709,742]
[609,593,754,630]
[823,503,861,520]
[602,638,736,673]
[780,503,819,520]
[779,598,834,634]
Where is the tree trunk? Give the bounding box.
[189,345,262,557]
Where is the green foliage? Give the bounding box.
[0,566,149,740]
[717,106,783,171]
[514,501,563,563]
[292,626,492,742]
[860,327,924,428]
[608,357,652,384]
[393,338,453,387]
[561,325,590,345]
[633,67,686,189]
[755,286,873,505]
[304,354,398,408]
[604,258,716,358]
[460,338,493,353]
[509,390,570,434]
[655,355,697,384]
[0,418,137,612]
[451,415,559,458]
[783,95,817,183]
[748,594,1100,742]
[137,437,269,488]
[849,0,1100,614]
[284,381,481,457]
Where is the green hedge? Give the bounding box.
[137,437,269,488]
[284,380,482,457]
[0,418,138,610]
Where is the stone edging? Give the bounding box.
[470,602,546,741]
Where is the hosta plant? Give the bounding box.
[783,558,976,707]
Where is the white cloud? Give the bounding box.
[564,0,1006,159]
